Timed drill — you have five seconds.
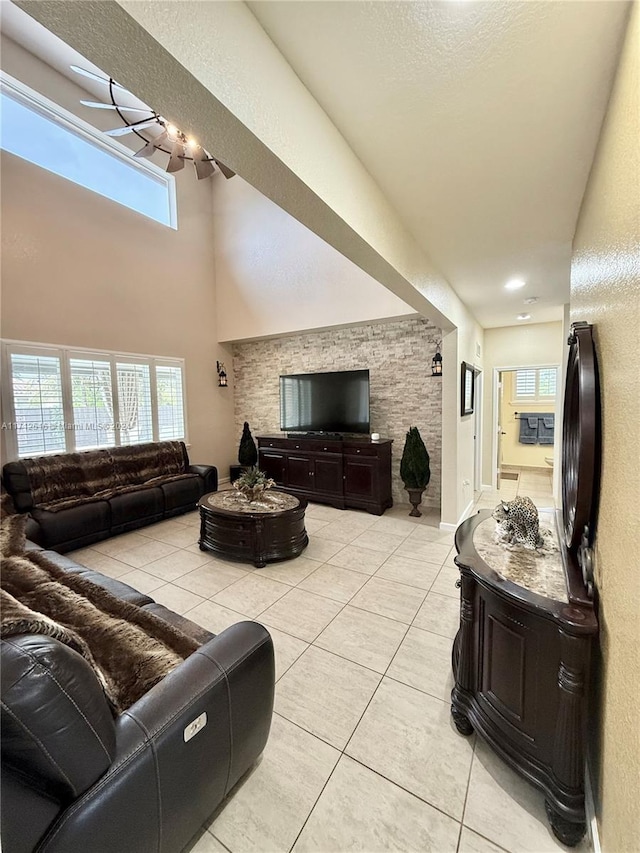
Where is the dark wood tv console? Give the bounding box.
[257,435,393,515]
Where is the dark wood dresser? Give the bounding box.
[451,322,600,846]
[258,435,393,514]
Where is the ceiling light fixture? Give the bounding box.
[505,278,526,291]
[72,66,235,182]
[517,313,532,321]
[524,297,539,305]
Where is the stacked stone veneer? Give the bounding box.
[232,317,442,508]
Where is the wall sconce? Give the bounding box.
[431,342,443,377]
[216,361,228,387]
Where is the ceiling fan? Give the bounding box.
[71,65,235,180]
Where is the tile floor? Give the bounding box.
[69,470,587,853]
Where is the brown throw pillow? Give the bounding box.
[0,513,27,557]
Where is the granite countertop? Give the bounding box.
[205,489,300,514]
[473,510,567,603]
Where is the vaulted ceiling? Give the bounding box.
[248,1,630,327]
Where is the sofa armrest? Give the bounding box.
[188,464,218,493]
[37,622,274,853]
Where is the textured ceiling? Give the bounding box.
[248,1,630,328]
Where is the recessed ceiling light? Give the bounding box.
[524,296,539,304]
[517,313,531,321]
[505,279,526,291]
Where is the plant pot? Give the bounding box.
[405,487,425,517]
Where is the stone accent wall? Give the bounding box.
[232,318,442,507]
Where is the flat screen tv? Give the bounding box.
[279,369,370,434]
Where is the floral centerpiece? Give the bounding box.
[233,466,275,503]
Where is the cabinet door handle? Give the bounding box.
[356,449,361,453]
[323,446,328,451]
[295,445,300,449]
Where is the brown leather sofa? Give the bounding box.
[2,441,217,552]
[1,542,275,853]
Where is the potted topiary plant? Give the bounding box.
[400,426,431,517]
[238,421,258,467]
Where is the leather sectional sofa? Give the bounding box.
[2,441,217,552]
[1,540,275,853]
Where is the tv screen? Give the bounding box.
[280,369,370,434]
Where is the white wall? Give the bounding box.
[569,5,639,848]
[481,322,563,486]
[213,177,415,342]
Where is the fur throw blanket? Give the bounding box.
[1,546,200,713]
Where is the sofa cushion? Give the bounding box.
[161,474,202,511]
[1,634,117,799]
[31,501,111,550]
[21,449,117,507]
[109,487,164,529]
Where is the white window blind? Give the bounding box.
[155,365,185,441]
[70,357,115,449]
[9,353,66,456]
[515,370,537,398]
[514,368,557,401]
[2,342,186,459]
[117,362,153,445]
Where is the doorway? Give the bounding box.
[494,366,558,500]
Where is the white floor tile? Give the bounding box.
[293,755,460,852]
[463,740,588,853]
[315,605,407,674]
[275,646,381,749]
[209,714,339,853]
[346,678,474,821]
[350,576,427,624]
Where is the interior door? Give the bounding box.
[496,374,505,490]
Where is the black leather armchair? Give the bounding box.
[1,550,274,853]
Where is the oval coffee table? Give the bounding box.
[198,489,308,568]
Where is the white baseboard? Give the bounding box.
[481,483,494,492]
[218,476,230,485]
[585,759,601,853]
[440,499,475,532]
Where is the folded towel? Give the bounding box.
[538,413,555,445]
[518,413,539,445]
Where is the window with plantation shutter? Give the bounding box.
[155,365,185,441]
[2,341,186,459]
[117,362,153,445]
[70,357,115,449]
[515,370,537,398]
[514,368,558,401]
[9,352,66,456]
[538,368,557,397]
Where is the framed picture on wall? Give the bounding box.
[461,361,475,416]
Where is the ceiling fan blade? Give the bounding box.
[70,65,128,91]
[105,120,158,137]
[81,101,153,115]
[194,152,215,180]
[134,130,168,159]
[213,158,235,179]
[166,139,186,173]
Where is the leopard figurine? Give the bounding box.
[492,496,543,550]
